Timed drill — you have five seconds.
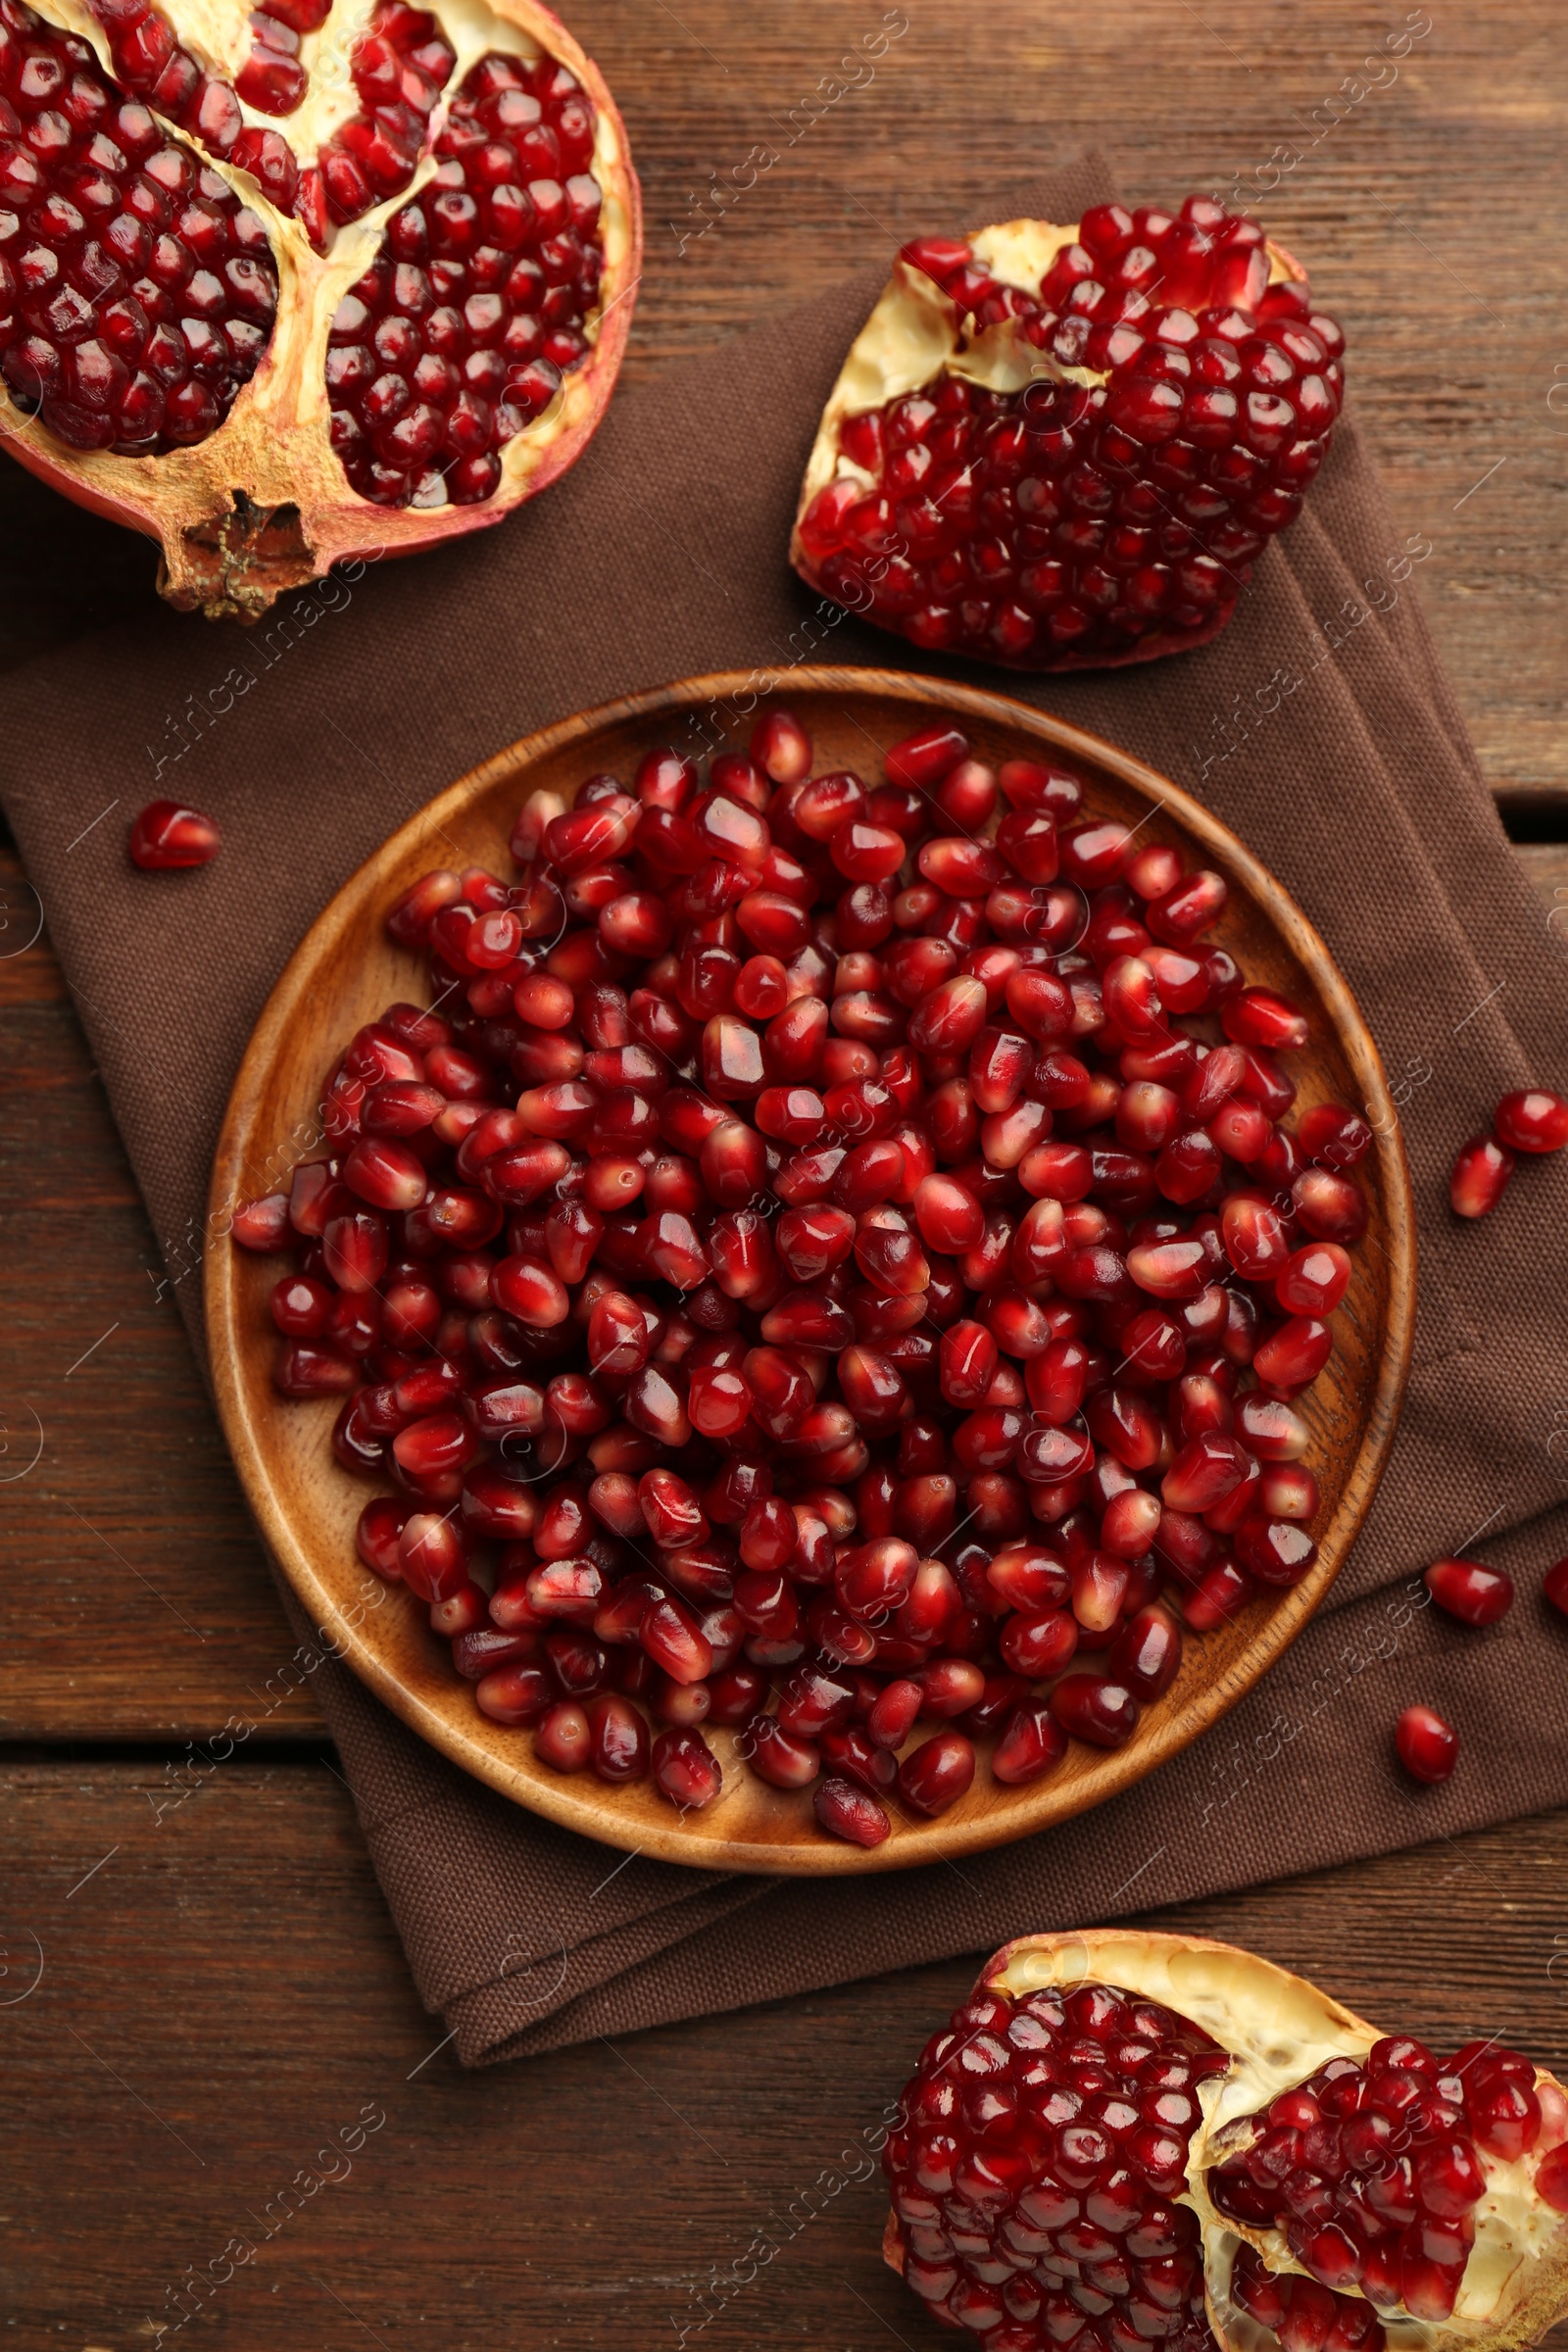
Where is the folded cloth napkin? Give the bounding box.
[6,155,1567,2065]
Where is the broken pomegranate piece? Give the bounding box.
[0,0,639,612]
[793,196,1344,670]
[885,1932,1568,2352]
[236,704,1385,1844]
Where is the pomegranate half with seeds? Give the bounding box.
[885,1930,1568,2352]
[0,0,639,613]
[793,197,1344,669]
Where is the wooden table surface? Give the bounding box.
[3,4,1566,2346]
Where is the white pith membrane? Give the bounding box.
[792,219,1298,552]
[928,1934,1568,2352]
[0,0,637,611]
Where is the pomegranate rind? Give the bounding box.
[882,1930,1568,2352]
[792,223,1309,673]
[1,0,642,617]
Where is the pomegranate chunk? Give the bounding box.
[243,695,1379,1845]
[795,197,1346,671]
[885,1930,1568,2352]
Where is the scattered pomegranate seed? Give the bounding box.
[1396,1703,1459,1785]
[129,801,220,869]
[1449,1135,1514,1219]
[1545,1558,1568,1620]
[1494,1089,1568,1154]
[243,703,1374,1842]
[1424,1557,1513,1628]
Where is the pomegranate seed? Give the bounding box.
[991,1701,1067,1785]
[1396,1704,1459,1785]
[814,1775,891,1845]
[1545,1558,1568,1619]
[884,724,968,791]
[1534,2145,1568,2213]
[1494,1088,1568,1152]
[751,709,813,785]
[1051,1673,1140,1748]
[1424,1557,1513,1628]
[129,801,220,869]
[741,1713,820,1788]
[1108,1604,1183,1699]
[652,1727,723,1809]
[1450,1135,1514,1219]
[535,1701,592,1773]
[585,1693,650,1784]
[397,1512,466,1601]
[474,1665,554,1726]
[897,1731,975,1815]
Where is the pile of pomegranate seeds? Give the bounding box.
[324,44,605,509]
[887,1978,1236,2349]
[128,798,218,868]
[234,706,1375,1844]
[1210,2034,1552,2320]
[1450,1087,1568,1217]
[795,194,1345,669]
[0,0,277,452]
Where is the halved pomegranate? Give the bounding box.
[793,197,1344,670]
[0,0,639,613]
[884,1930,1568,2352]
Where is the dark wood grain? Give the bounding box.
[2,1759,1564,2352]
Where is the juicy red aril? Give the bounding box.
[652,1726,722,1808]
[814,1774,891,1846]
[1450,1135,1513,1219]
[1396,1704,1458,1785]
[129,801,220,868]
[325,45,604,510]
[897,1731,975,1815]
[585,1692,649,1783]
[1424,1557,1513,1628]
[1494,1088,1568,1153]
[0,3,278,455]
[1051,1673,1140,1747]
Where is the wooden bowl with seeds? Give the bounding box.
[207,667,1415,1875]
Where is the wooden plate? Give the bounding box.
[207,668,1415,1875]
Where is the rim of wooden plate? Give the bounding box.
[207,667,1415,1876]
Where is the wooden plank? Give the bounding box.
[0,839,323,1738]
[3,1761,1564,2350]
[2,0,1564,791]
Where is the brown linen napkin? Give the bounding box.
[6,155,1568,2067]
